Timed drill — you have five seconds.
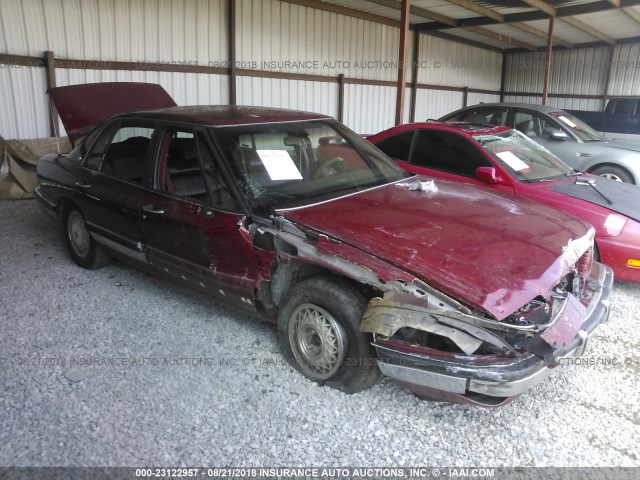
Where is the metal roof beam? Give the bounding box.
[366,0,535,51]
[416,0,640,30]
[462,26,537,51]
[622,6,640,25]
[520,0,556,17]
[443,0,503,22]
[520,0,616,45]
[364,0,456,26]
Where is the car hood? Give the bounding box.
[281,177,593,320]
[49,82,176,143]
[547,176,640,223]
[599,138,640,152]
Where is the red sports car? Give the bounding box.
[369,122,640,283]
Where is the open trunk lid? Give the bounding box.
[49,82,177,143]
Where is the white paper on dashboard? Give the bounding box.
[256,150,303,180]
[495,151,530,172]
[557,115,577,128]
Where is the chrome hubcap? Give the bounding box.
[288,303,347,380]
[67,211,90,258]
[599,173,622,182]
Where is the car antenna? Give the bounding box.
[47,92,61,155]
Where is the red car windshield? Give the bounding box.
[215,120,409,211]
[473,130,573,182]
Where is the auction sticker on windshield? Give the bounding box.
[495,150,530,173]
[257,150,303,181]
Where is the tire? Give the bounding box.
[590,165,634,184]
[63,207,111,270]
[277,276,379,393]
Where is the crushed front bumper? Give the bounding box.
[367,262,614,402]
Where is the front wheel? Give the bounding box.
[277,276,378,393]
[63,207,111,269]
[590,165,634,184]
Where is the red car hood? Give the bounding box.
[49,82,176,143]
[281,177,593,320]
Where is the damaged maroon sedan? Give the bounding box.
[36,83,613,405]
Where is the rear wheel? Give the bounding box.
[590,165,634,184]
[277,276,378,393]
[63,207,111,269]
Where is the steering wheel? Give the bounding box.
[314,157,346,178]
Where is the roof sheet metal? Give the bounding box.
[472,1,535,15]
[0,0,228,63]
[440,27,514,49]
[237,0,400,81]
[412,1,485,20]
[522,19,592,45]
[576,10,640,41]
[609,42,640,96]
[480,23,547,47]
[417,34,503,88]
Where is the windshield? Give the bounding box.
[214,120,408,211]
[473,129,573,182]
[549,111,602,142]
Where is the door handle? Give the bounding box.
[75,181,91,189]
[142,205,165,215]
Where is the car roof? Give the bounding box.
[377,121,512,137]
[117,105,332,127]
[455,102,566,113]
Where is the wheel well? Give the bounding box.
[263,260,380,310]
[587,163,636,184]
[57,196,82,220]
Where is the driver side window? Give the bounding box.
[410,130,490,178]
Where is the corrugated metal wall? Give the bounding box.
[0,66,50,139]
[609,43,640,97]
[504,44,640,111]
[0,0,228,139]
[414,35,502,119]
[236,77,338,118]
[417,35,502,91]
[0,0,228,62]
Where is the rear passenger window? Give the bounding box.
[375,131,415,161]
[93,126,155,184]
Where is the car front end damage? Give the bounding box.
[360,228,613,405]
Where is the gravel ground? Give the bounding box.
[0,199,639,468]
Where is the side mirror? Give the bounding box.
[548,130,568,141]
[476,166,498,184]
